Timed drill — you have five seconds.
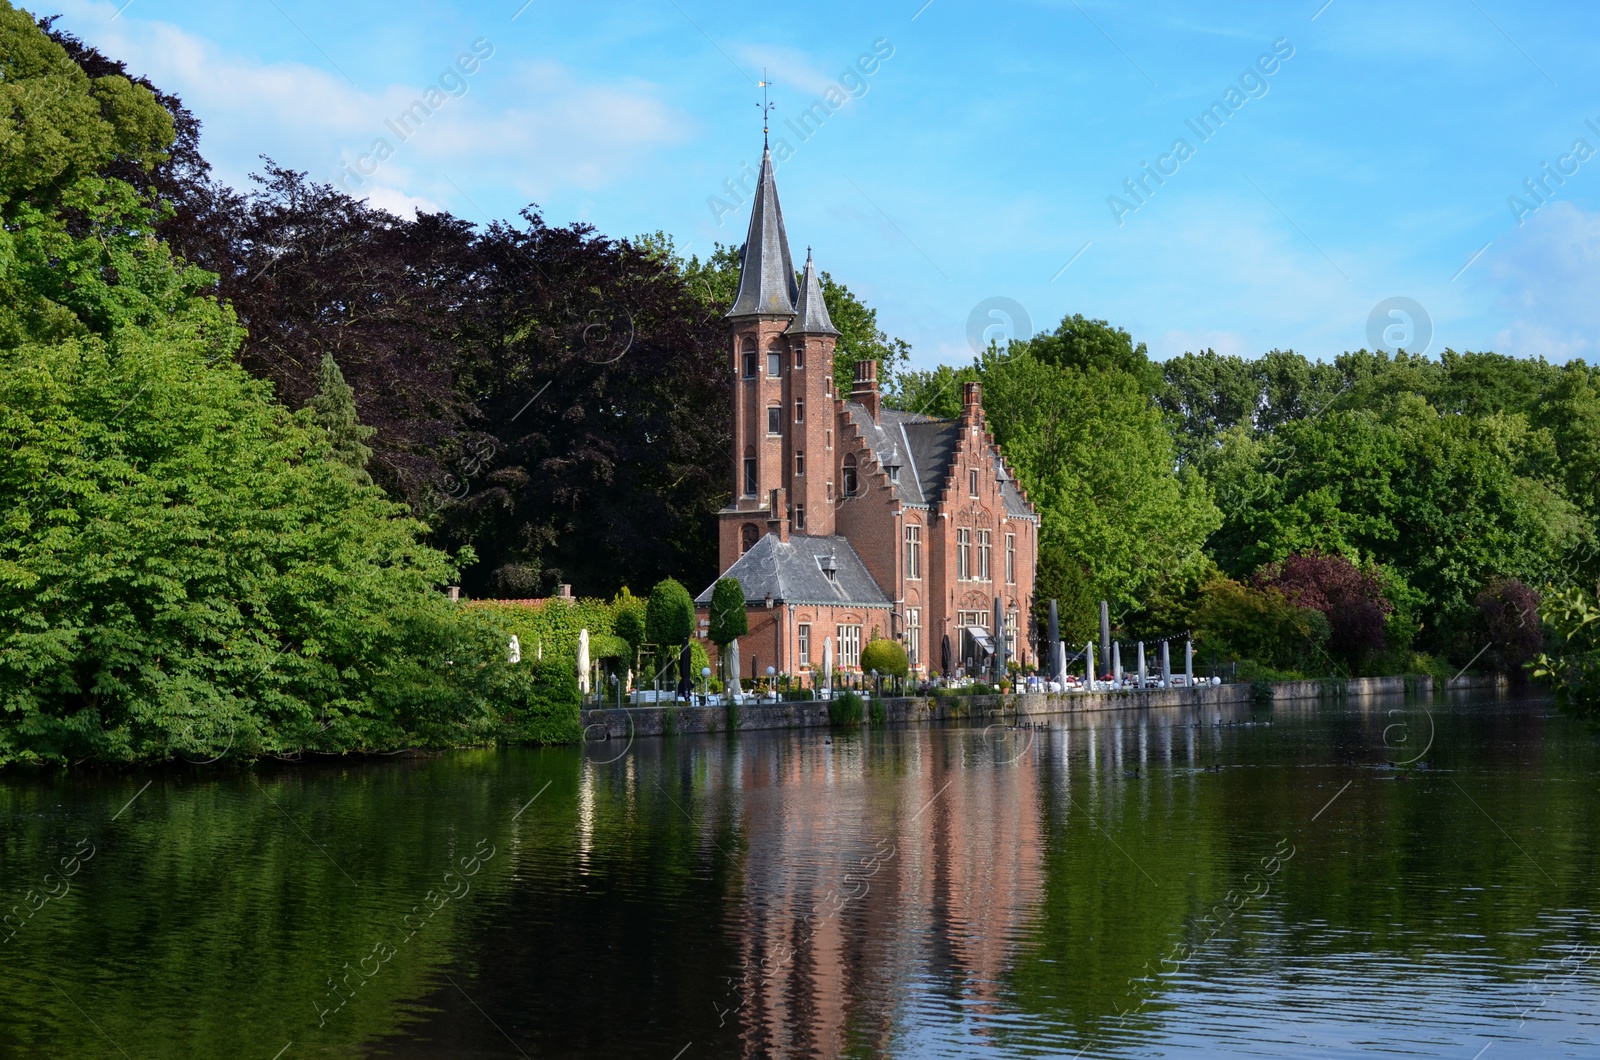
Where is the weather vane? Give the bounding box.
[757,70,775,149]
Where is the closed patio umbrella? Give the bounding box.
[678,641,692,700]
[823,636,833,691]
[728,638,741,703]
[941,634,952,678]
[577,629,590,695]
[1047,600,1060,679]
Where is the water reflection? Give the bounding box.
[0,692,1596,1059]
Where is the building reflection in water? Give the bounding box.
[707,727,1047,1059]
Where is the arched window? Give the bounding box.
[743,446,757,496]
[741,523,759,553]
[741,337,757,378]
[842,454,858,497]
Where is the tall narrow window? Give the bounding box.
[1005,533,1016,584]
[767,350,782,377]
[795,400,805,424]
[794,504,806,529]
[977,529,992,581]
[969,468,979,496]
[795,451,805,476]
[906,608,921,666]
[741,523,759,553]
[798,623,811,665]
[742,338,757,378]
[842,454,858,496]
[767,407,782,435]
[905,524,921,580]
[743,446,757,496]
[957,528,971,580]
[795,345,805,370]
[1005,610,1019,656]
[838,625,862,668]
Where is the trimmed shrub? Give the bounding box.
[860,638,909,679]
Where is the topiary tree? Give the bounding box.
[645,577,695,687]
[612,587,647,684]
[860,638,909,679]
[707,576,747,685]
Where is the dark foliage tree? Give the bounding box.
[1474,578,1544,683]
[1256,552,1391,672]
[434,217,730,598]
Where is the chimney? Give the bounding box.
[851,359,880,420]
[767,486,790,542]
[961,381,982,423]
[557,583,573,600]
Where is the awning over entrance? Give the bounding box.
[964,625,994,654]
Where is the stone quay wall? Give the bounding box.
[579,673,1506,741]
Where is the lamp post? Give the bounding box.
[701,666,711,703]
[766,665,776,704]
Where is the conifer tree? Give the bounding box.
[310,353,377,485]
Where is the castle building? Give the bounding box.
[695,146,1039,680]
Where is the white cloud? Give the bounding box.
[1485,200,1600,361]
[47,0,691,212]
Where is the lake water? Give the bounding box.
[1,691,1596,1059]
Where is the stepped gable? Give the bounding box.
[695,533,890,607]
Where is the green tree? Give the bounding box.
[1534,587,1600,721]
[645,577,695,680]
[1023,313,1163,395]
[978,342,1220,635]
[309,352,376,485]
[819,271,911,395]
[706,576,747,684]
[0,8,495,764]
[612,587,647,680]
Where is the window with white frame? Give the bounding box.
[838,624,862,668]
[906,608,920,665]
[977,529,992,581]
[798,623,811,665]
[957,528,971,580]
[1006,533,1016,584]
[905,523,921,579]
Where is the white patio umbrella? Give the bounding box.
[823,636,834,692]
[577,629,590,694]
[727,638,741,703]
[508,635,521,664]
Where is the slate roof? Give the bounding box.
[841,404,1035,518]
[727,149,798,318]
[695,533,891,607]
[783,250,839,336]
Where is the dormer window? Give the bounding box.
[819,554,838,581]
[888,465,900,483]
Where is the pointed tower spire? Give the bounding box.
[727,149,798,318]
[785,247,839,336]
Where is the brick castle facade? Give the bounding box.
[696,145,1038,680]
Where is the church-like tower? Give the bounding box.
[718,148,841,567]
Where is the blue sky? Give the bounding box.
[39,0,1600,370]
